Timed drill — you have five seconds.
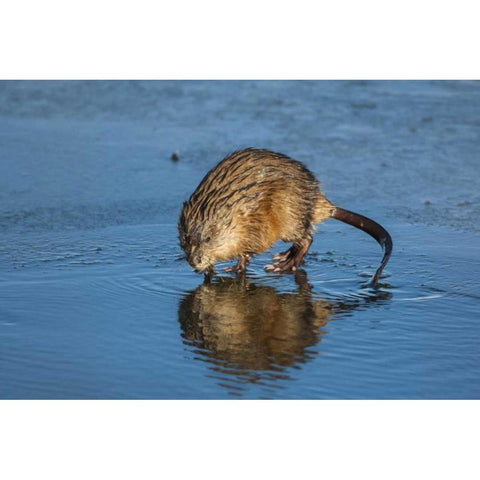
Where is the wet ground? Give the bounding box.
[1,81,479,398]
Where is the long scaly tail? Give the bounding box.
[330,206,393,287]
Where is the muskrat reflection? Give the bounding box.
[179,272,333,374]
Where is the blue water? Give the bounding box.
[1,81,479,398]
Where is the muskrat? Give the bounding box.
[178,148,392,286]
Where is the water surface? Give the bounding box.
[1,81,479,398]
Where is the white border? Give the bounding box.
[1,401,478,479]
[1,0,479,79]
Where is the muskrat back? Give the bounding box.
[178,148,392,286]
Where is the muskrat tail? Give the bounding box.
[330,206,393,287]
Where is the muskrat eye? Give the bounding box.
[205,236,211,243]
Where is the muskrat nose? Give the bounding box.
[187,250,202,268]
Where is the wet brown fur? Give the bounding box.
[178,148,392,285]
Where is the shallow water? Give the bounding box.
[1,81,479,398]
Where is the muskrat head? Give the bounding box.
[178,202,235,273]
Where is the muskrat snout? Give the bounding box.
[186,246,212,273]
[186,251,201,269]
[190,256,204,271]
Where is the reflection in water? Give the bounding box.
[178,271,391,397]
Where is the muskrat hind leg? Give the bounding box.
[224,254,251,273]
[267,247,296,270]
[265,236,313,273]
[273,248,291,263]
